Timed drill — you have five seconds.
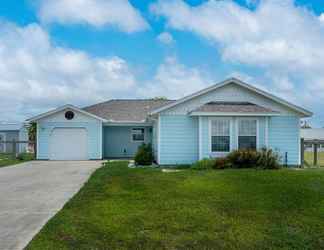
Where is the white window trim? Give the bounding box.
[131,128,145,142]
[236,118,259,150]
[0,132,6,153]
[208,117,232,156]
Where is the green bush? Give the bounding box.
[256,148,281,169]
[191,158,215,170]
[227,149,259,169]
[191,148,281,170]
[134,143,154,166]
[17,153,35,161]
[214,157,231,169]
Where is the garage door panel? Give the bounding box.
[49,128,88,160]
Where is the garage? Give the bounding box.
[49,128,88,160]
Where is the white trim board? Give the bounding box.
[150,78,312,117]
[27,104,107,122]
[190,112,280,117]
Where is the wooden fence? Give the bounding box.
[300,138,324,167]
[0,140,36,158]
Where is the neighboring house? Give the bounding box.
[0,123,29,153]
[301,128,324,151]
[28,78,312,165]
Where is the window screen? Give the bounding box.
[132,128,145,141]
[238,120,257,150]
[211,120,230,152]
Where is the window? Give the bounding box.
[132,128,145,142]
[211,120,230,152]
[238,119,257,150]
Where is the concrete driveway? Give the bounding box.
[0,161,102,250]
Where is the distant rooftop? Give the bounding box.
[0,122,24,131]
[301,128,324,140]
[83,99,175,122]
[191,102,279,114]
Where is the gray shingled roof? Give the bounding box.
[83,99,175,122]
[191,102,279,114]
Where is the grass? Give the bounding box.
[304,151,324,167]
[27,161,324,250]
[0,153,34,168]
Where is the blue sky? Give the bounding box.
[0,0,324,126]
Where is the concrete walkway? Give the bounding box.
[0,161,102,250]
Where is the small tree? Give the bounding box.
[27,123,37,141]
[134,143,154,166]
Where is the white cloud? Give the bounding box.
[0,21,137,121]
[157,32,175,45]
[320,13,324,23]
[138,57,210,99]
[37,0,149,32]
[0,21,213,121]
[151,0,324,124]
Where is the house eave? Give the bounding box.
[189,112,281,117]
[150,77,313,117]
[103,120,153,126]
[27,104,108,123]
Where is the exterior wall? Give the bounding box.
[162,83,301,116]
[37,109,102,160]
[0,131,19,153]
[199,116,267,159]
[152,121,158,159]
[159,115,199,165]
[268,116,300,165]
[103,126,152,158]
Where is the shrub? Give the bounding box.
[256,148,281,169]
[227,149,259,169]
[134,143,154,166]
[191,158,215,170]
[17,153,35,161]
[213,157,231,169]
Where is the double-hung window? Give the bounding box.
[131,128,145,142]
[238,119,257,150]
[211,120,230,152]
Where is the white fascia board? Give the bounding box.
[189,112,280,117]
[27,104,107,122]
[150,78,313,117]
[103,121,153,126]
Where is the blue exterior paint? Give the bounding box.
[103,126,152,158]
[37,121,102,160]
[269,116,300,165]
[199,116,267,160]
[159,115,199,165]
[200,117,209,159]
[258,117,266,148]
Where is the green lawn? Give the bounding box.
[304,151,324,167]
[0,153,35,167]
[27,161,324,250]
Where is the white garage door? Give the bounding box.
[49,128,88,160]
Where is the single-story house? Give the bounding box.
[28,78,312,165]
[0,123,29,153]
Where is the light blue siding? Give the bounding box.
[103,126,152,158]
[258,117,266,148]
[159,115,198,165]
[269,116,300,165]
[37,122,102,160]
[200,117,209,159]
